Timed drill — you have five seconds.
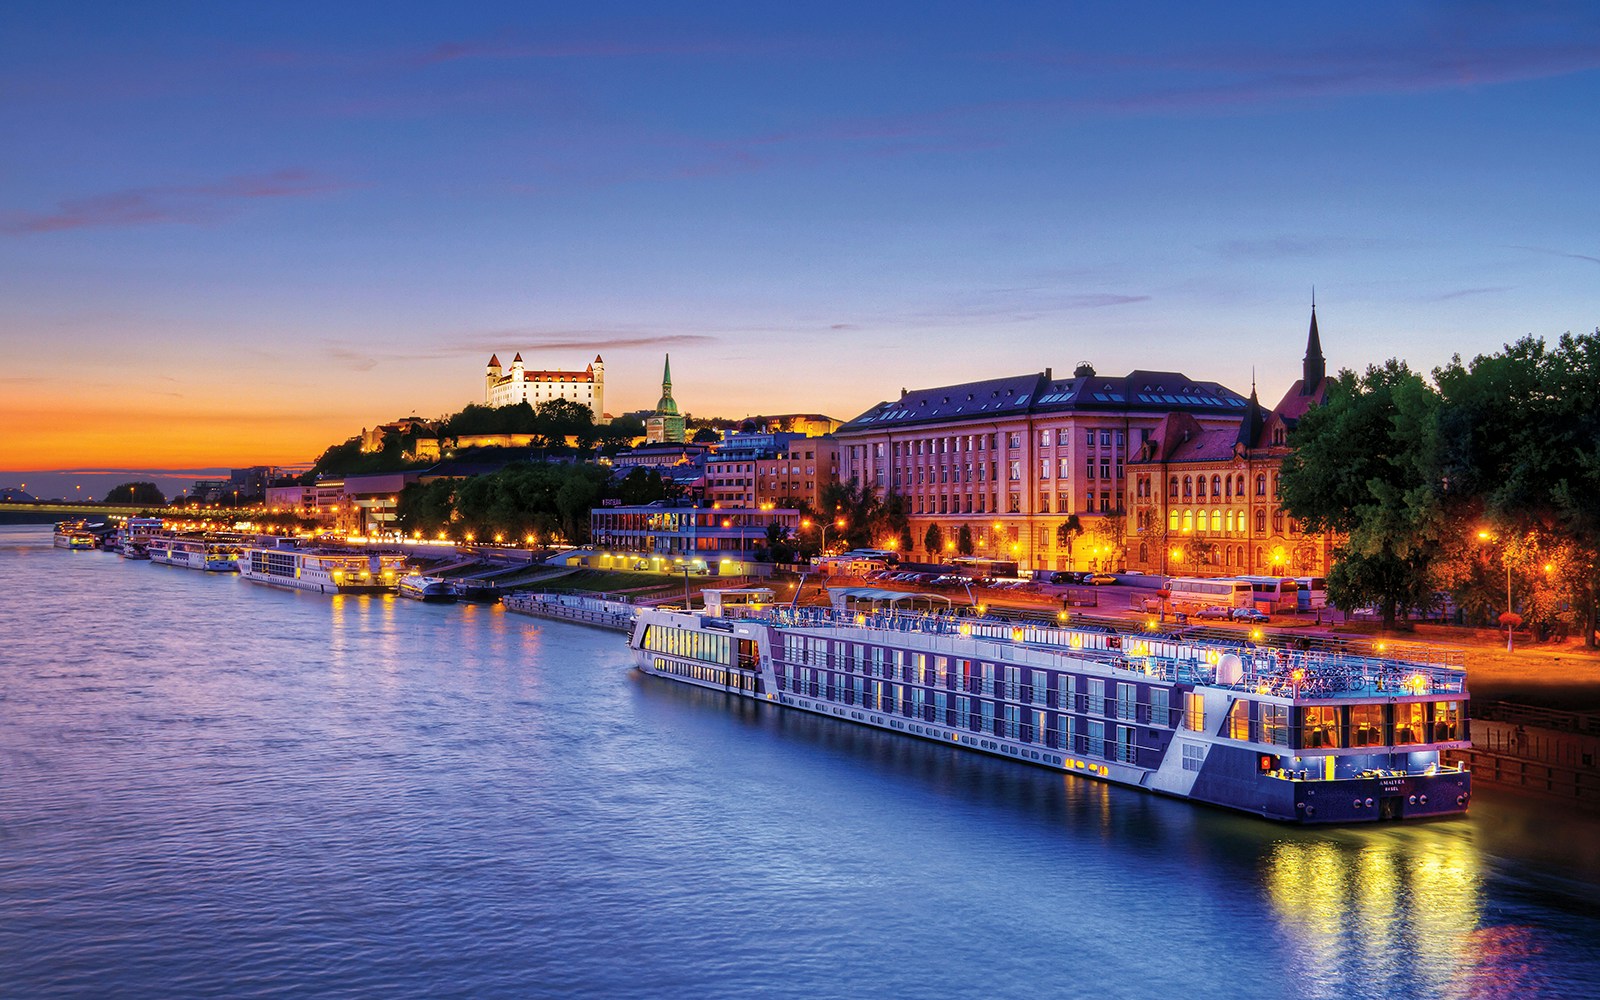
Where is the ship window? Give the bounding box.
[1149,688,1170,727]
[1184,692,1205,731]
[1181,742,1204,771]
[1393,702,1425,745]
[1261,704,1289,746]
[1432,701,1461,741]
[1300,705,1341,749]
[1350,704,1384,747]
[1228,699,1250,740]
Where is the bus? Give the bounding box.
[1235,576,1302,612]
[1294,576,1327,611]
[1165,576,1254,609]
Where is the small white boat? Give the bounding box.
[398,574,456,603]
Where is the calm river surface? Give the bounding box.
[3,524,1600,999]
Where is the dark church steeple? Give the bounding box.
[1301,300,1325,393]
[1235,374,1264,449]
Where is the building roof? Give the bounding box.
[838,368,1248,434]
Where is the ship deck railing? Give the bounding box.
[753,607,1466,699]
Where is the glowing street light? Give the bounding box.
[1476,528,1517,652]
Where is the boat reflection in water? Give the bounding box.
[1262,831,1548,999]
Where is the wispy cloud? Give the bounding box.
[1213,236,1395,259]
[1433,286,1513,300]
[324,331,719,371]
[0,170,353,235]
[1507,244,1600,266]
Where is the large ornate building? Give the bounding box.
[1123,308,1335,579]
[833,364,1251,569]
[485,353,605,418]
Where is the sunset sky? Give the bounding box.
[3,2,1597,496]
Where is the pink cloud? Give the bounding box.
[1,169,353,235]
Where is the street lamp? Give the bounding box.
[802,516,846,554]
[1476,529,1516,652]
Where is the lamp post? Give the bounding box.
[802,516,846,555]
[1477,529,1516,652]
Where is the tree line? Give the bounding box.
[1281,330,1600,644]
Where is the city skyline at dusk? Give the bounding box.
[4,3,1597,485]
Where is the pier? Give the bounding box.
[504,592,637,633]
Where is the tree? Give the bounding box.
[1056,515,1083,568]
[1279,361,1446,630]
[1088,509,1128,571]
[898,524,914,556]
[107,482,165,505]
[691,427,721,444]
[924,523,944,559]
[957,524,974,556]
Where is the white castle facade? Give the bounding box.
[485,353,605,418]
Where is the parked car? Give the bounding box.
[1087,573,1117,585]
[1195,606,1232,621]
[1231,607,1270,623]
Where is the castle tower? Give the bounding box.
[592,354,605,421]
[486,354,502,404]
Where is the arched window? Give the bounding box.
[1182,510,1193,533]
[1168,509,1179,531]
[1197,510,1209,532]
[1273,510,1284,533]
[1183,476,1193,498]
[1169,476,1179,499]
[1236,474,1246,497]
[1225,510,1235,533]
[1255,546,1264,567]
[1255,473,1267,496]
[1272,473,1280,498]
[1255,510,1266,532]
[1213,509,1222,535]
[1211,475,1222,498]
[1139,543,1148,563]
[1196,477,1206,499]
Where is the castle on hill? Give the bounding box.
[485,353,605,419]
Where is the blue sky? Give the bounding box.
[2,1,1597,486]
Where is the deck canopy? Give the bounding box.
[828,587,953,615]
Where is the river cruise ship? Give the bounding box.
[53,520,99,549]
[239,543,407,595]
[147,533,246,572]
[628,590,1471,824]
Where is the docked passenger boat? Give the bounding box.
[147,533,245,572]
[113,516,166,555]
[450,578,501,604]
[239,543,407,594]
[53,520,98,549]
[398,574,455,602]
[628,588,1472,824]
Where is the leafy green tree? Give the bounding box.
[1056,515,1083,567]
[1279,362,1445,629]
[691,427,721,444]
[106,481,166,505]
[898,523,914,556]
[957,524,974,556]
[924,523,944,559]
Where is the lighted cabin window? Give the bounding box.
[1350,704,1385,747]
[1393,702,1425,745]
[1185,692,1205,731]
[1261,704,1290,746]
[1228,699,1250,740]
[1300,705,1341,749]
[1088,678,1106,716]
[1433,702,1462,741]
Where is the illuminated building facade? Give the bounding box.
[1124,308,1336,579]
[834,365,1250,570]
[485,353,605,418]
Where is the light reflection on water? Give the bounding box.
[2,524,1598,1000]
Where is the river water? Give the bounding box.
[3,524,1599,1000]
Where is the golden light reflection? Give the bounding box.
[1264,832,1489,998]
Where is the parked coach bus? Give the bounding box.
[1235,576,1302,612]
[1294,576,1328,611]
[1165,576,1253,609]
